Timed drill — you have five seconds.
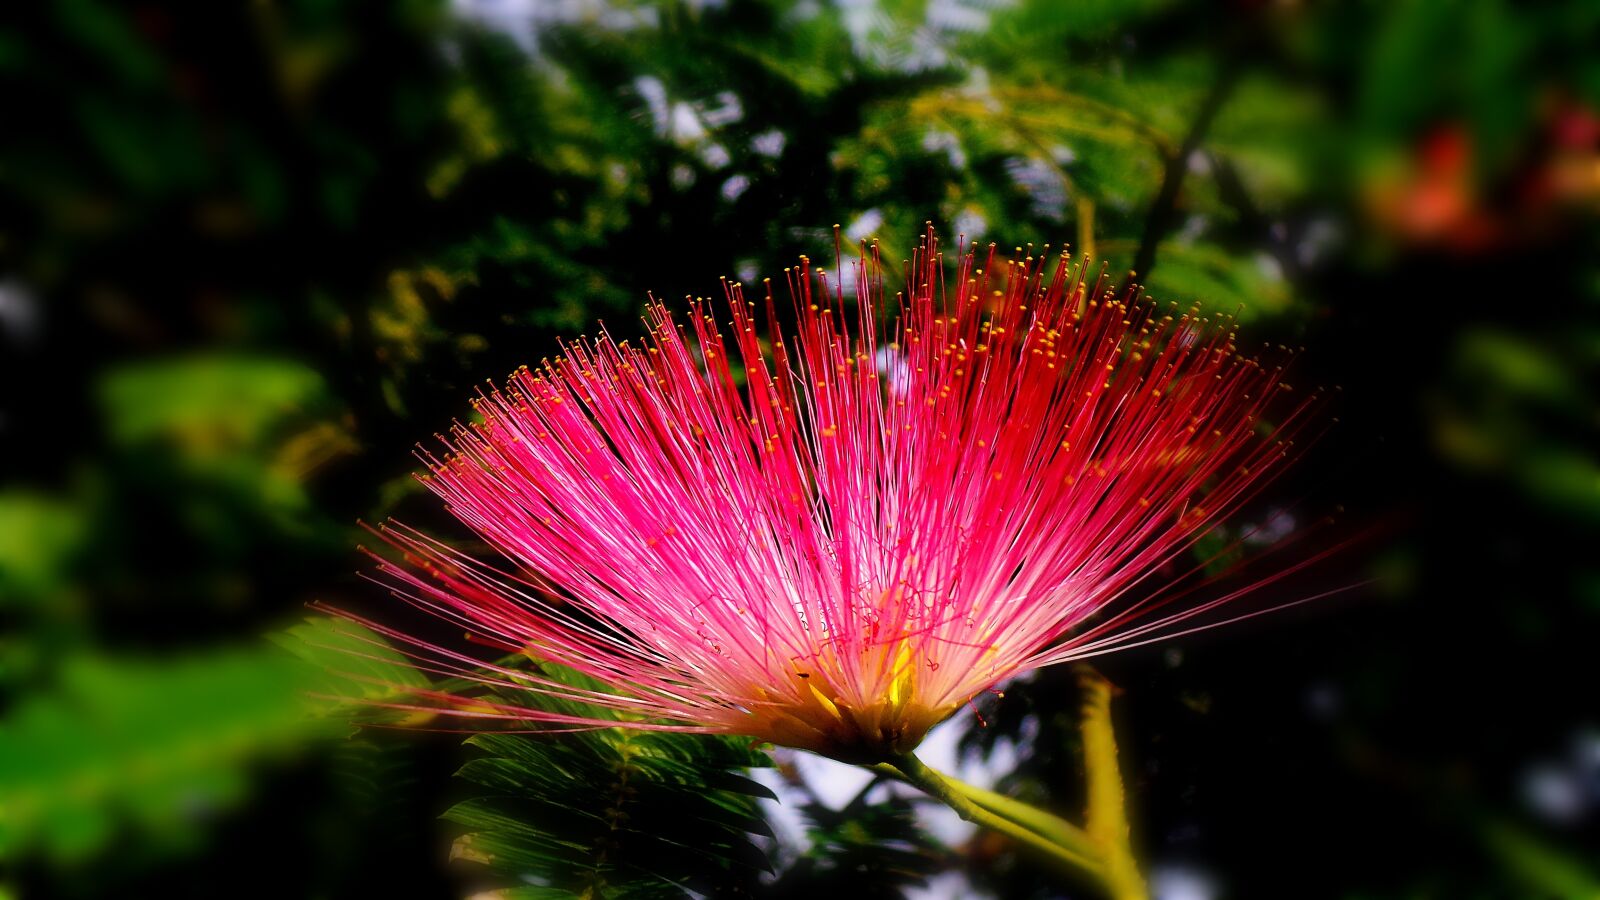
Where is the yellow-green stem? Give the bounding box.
[885,753,1106,883]
[1077,667,1148,900]
[1077,196,1097,262]
[871,762,1101,862]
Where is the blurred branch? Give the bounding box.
[910,86,1175,167]
[1078,197,1097,261]
[992,86,1177,159]
[1126,64,1240,290]
[1209,150,1307,286]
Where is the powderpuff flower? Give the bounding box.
[349,229,1321,763]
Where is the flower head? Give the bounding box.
[354,229,1318,762]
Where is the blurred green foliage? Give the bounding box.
[3,646,312,863]
[446,666,774,898]
[1,0,1597,897]
[0,617,422,865]
[765,788,945,898]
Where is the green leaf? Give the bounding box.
[98,356,331,448]
[273,615,433,708]
[1480,818,1600,898]
[1142,240,1295,322]
[0,618,426,864]
[0,493,85,605]
[94,356,356,547]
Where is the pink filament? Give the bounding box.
[358,229,1320,736]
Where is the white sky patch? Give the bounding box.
[922,129,966,168]
[1241,508,1295,547]
[672,104,706,143]
[960,66,1000,112]
[835,0,1000,73]
[1520,728,1600,825]
[634,75,671,134]
[791,751,876,810]
[907,870,992,900]
[722,174,751,202]
[786,225,836,247]
[1005,156,1068,222]
[895,783,972,847]
[1523,764,1588,824]
[700,142,731,169]
[875,346,911,397]
[1297,217,1342,268]
[845,208,885,242]
[837,0,886,61]
[790,0,824,21]
[749,765,814,865]
[453,0,658,56]
[927,0,991,32]
[453,0,999,76]
[1254,251,1285,284]
[1575,728,1600,774]
[1150,863,1222,900]
[700,91,744,128]
[635,75,711,145]
[1176,214,1209,245]
[833,259,861,298]
[952,208,987,242]
[752,129,788,158]
[0,278,39,343]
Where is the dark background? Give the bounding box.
[2,1,1597,897]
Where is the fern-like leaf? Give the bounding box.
[445,665,775,899]
[764,793,944,898]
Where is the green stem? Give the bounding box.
[870,762,1101,863]
[951,776,1103,860]
[885,753,1106,883]
[1077,667,1148,900]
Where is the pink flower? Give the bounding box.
[350,229,1320,762]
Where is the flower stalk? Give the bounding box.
[884,752,1108,882]
[878,667,1148,899]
